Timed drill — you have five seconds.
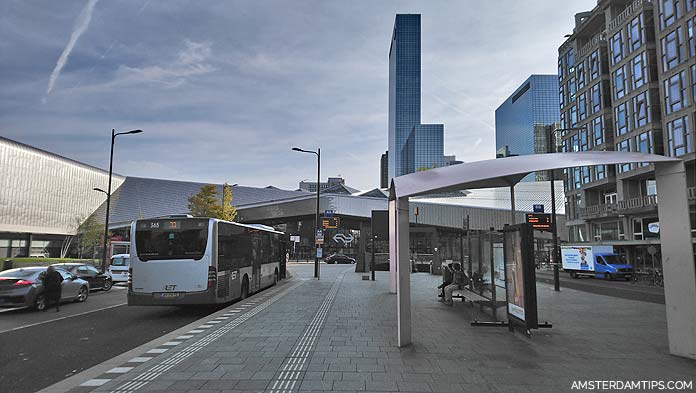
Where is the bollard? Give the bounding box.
[3,259,12,271]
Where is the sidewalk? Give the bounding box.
[53,264,694,393]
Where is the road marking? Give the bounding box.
[175,335,193,340]
[186,329,204,334]
[106,281,304,393]
[81,379,111,386]
[161,341,181,346]
[146,348,168,354]
[107,367,134,374]
[128,357,152,363]
[0,302,127,334]
[0,307,27,313]
[198,324,213,328]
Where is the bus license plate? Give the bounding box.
[156,292,181,299]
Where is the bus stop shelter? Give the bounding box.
[389,151,696,360]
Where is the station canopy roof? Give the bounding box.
[391,151,679,199]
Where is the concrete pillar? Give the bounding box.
[393,197,411,347]
[655,161,696,360]
[388,199,397,294]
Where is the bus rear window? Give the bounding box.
[111,257,130,266]
[135,219,209,261]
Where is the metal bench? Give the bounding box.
[451,288,488,306]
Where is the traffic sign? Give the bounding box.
[290,235,300,243]
[324,210,335,217]
[525,213,552,231]
[533,204,545,213]
[316,247,323,258]
[315,229,324,245]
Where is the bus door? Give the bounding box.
[280,240,288,279]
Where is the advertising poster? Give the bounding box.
[505,231,525,321]
[561,246,595,271]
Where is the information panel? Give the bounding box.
[503,223,538,331]
[525,213,552,231]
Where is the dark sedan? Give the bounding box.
[51,263,113,291]
[325,253,356,264]
[0,267,89,310]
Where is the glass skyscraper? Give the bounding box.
[494,74,559,181]
[388,14,444,183]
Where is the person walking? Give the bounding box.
[42,266,63,312]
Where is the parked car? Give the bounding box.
[0,267,89,310]
[51,263,113,291]
[108,254,130,283]
[325,253,355,264]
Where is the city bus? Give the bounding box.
[128,217,284,306]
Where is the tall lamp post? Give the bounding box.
[100,129,142,273]
[292,147,321,279]
[550,126,586,292]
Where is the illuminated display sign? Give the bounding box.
[322,217,340,229]
[525,213,552,231]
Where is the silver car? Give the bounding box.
[0,267,90,310]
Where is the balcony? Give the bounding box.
[617,194,658,211]
[578,203,617,218]
[607,0,653,34]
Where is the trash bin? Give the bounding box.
[3,259,12,271]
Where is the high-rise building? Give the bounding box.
[558,0,696,270]
[387,14,445,183]
[495,75,560,181]
[380,151,388,188]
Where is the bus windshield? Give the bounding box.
[135,219,209,261]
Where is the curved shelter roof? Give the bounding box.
[391,151,679,199]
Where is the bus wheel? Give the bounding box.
[605,273,612,281]
[241,277,249,300]
[273,270,279,285]
[569,271,577,279]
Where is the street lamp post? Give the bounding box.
[550,126,586,292]
[292,147,321,279]
[100,129,142,273]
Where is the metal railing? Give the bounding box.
[577,31,607,58]
[607,0,653,33]
[617,194,658,210]
[578,203,617,218]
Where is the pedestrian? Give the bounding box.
[438,263,453,301]
[42,266,63,312]
[443,263,470,306]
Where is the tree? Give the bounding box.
[188,184,221,218]
[76,216,104,259]
[188,183,238,221]
[220,182,238,222]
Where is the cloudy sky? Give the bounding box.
[1,0,596,190]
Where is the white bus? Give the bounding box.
[128,217,284,306]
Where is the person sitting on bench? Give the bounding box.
[437,263,453,299]
[443,263,470,306]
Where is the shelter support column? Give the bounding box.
[390,197,411,347]
[655,161,696,360]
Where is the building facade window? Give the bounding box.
[692,65,696,104]
[667,115,693,156]
[570,105,578,127]
[628,15,645,52]
[610,30,624,66]
[659,0,681,31]
[632,91,650,128]
[688,17,696,57]
[578,92,587,121]
[560,111,567,129]
[687,0,696,11]
[559,84,566,108]
[615,102,629,136]
[573,167,581,189]
[589,49,600,80]
[596,164,606,180]
[613,66,626,99]
[576,61,586,90]
[579,128,589,151]
[592,116,604,145]
[590,83,602,113]
[635,131,653,167]
[570,133,579,152]
[616,139,632,172]
[664,70,688,113]
[569,77,576,101]
[661,27,685,71]
[582,166,591,183]
[558,57,565,80]
[631,52,647,89]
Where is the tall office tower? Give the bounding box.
[380,151,388,188]
[558,0,696,270]
[495,75,560,181]
[387,14,445,183]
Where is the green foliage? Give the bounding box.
[76,216,104,259]
[188,183,238,221]
[220,182,238,222]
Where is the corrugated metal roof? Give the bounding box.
[93,176,310,226]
